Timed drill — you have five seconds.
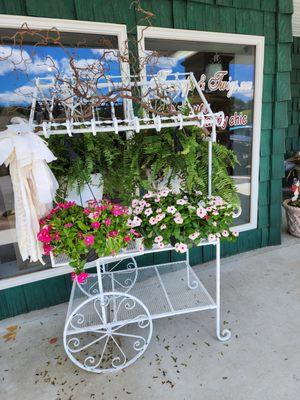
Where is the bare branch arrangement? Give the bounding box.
[0,1,188,128]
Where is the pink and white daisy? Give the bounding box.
[134,206,143,215]
[159,188,170,197]
[208,234,216,242]
[215,196,224,206]
[189,232,200,240]
[143,191,154,199]
[174,215,183,224]
[232,231,239,237]
[222,230,229,237]
[128,216,142,228]
[167,206,177,214]
[154,235,163,243]
[175,242,188,253]
[144,208,153,216]
[206,207,212,212]
[176,198,188,205]
[154,197,161,203]
[158,242,165,249]
[156,213,166,221]
[149,216,158,225]
[196,207,207,219]
[131,199,139,208]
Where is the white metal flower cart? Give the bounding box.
[31,71,232,373]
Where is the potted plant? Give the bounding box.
[37,199,136,279]
[129,187,239,252]
[47,132,125,204]
[283,179,300,238]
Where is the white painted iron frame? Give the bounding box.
[27,62,230,371]
[63,238,231,373]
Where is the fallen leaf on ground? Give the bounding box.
[2,325,19,342]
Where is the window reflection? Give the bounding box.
[0,30,120,279]
[145,38,256,225]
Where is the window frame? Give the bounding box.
[0,14,129,289]
[137,26,265,233]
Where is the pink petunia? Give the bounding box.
[105,218,111,226]
[91,221,100,229]
[43,244,53,255]
[124,236,131,243]
[37,230,52,244]
[222,230,229,237]
[160,224,167,230]
[154,235,163,243]
[108,230,118,238]
[54,231,60,241]
[232,231,239,237]
[64,223,73,228]
[71,271,89,284]
[111,206,124,216]
[84,235,95,246]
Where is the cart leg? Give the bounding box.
[186,249,198,289]
[215,239,231,341]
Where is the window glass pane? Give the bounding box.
[0,29,121,279]
[145,38,256,225]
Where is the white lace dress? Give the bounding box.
[0,121,58,263]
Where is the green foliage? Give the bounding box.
[130,188,238,250]
[47,126,239,207]
[124,126,240,206]
[47,132,126,199]
[37,201,134,274]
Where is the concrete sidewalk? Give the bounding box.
[0,230,299,400]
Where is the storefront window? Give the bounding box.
[0,23,123,280]
[140,29,264,230]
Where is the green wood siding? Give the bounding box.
[287,36,300,153]
[0,0,293,319]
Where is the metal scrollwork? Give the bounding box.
[63,291,153,373]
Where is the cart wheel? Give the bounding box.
[63,291,153,373]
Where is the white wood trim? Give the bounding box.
[137,26,264,233]
[293,0,300,37]
[0,264,73,290]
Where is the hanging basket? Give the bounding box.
[283,199,300,238]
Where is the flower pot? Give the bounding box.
[65,173,103,206]
[283,199,300,238]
